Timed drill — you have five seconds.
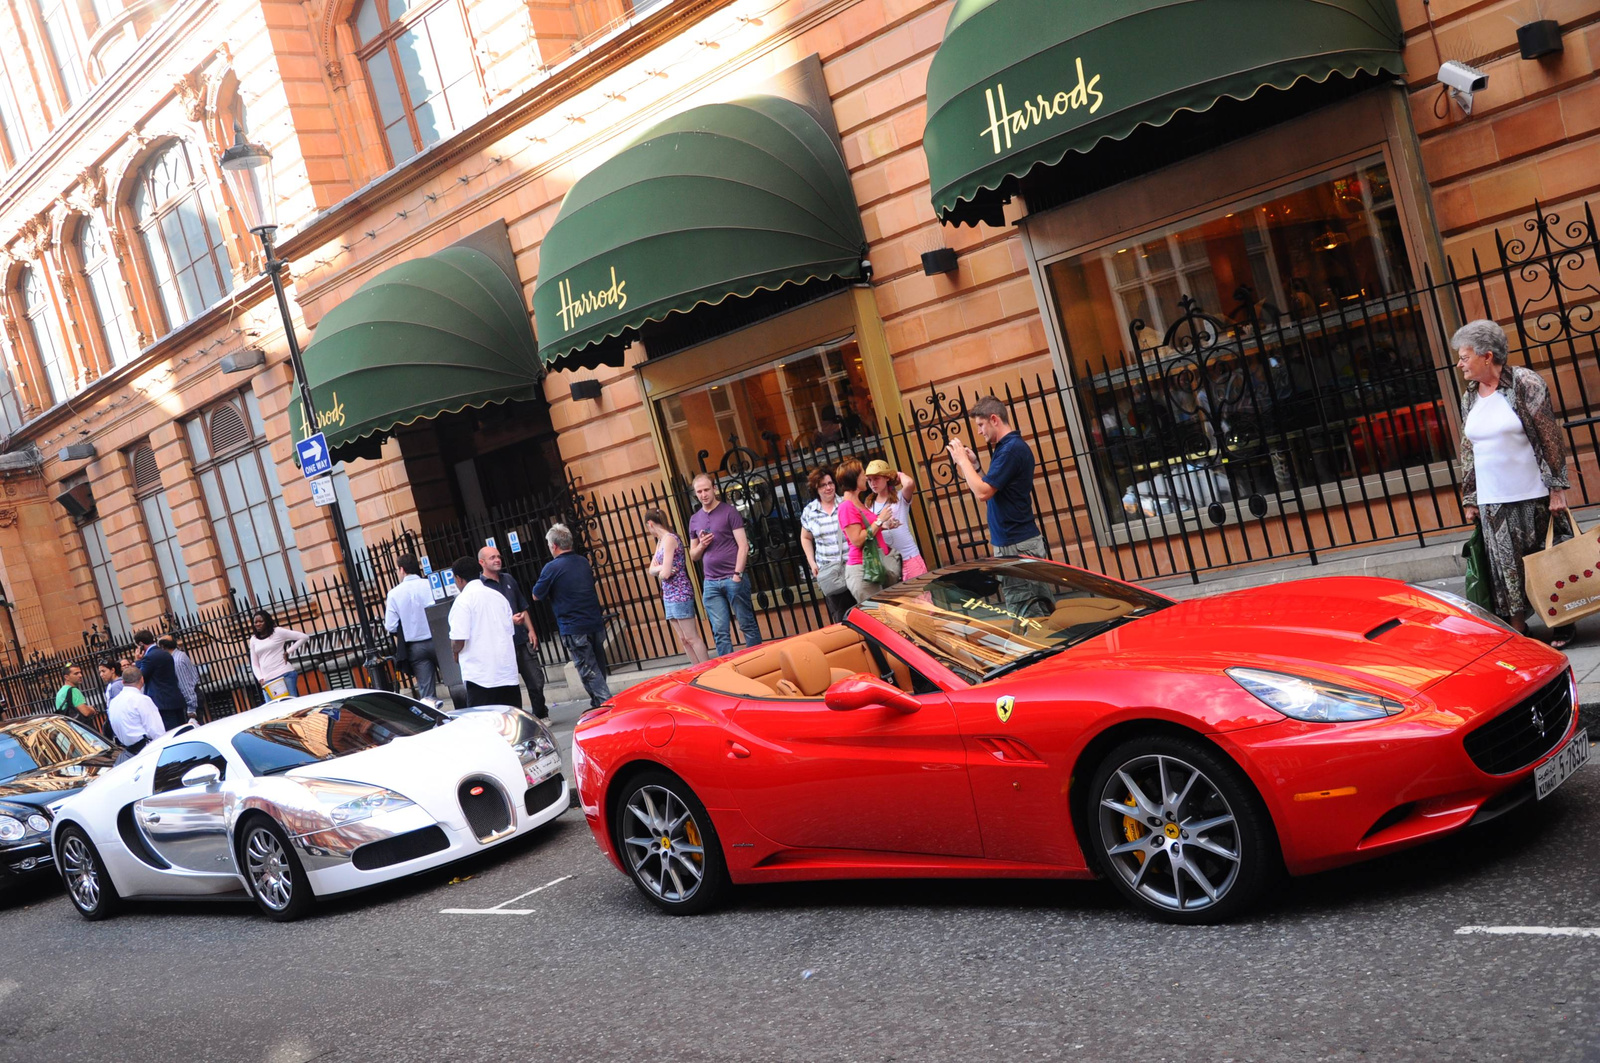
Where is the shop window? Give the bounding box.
[656,338,877,478]
[37,0,89,107]
[77,214,137,368]
[351,0,482,166]
[81,515,129,635]
[184,393,306,601]
[20,266,72,404]
[130,441,198,616]
[1044,158,1445,528]
[132,141,234,331]
[330,464,367,556]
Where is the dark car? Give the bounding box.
[0,715,118,893]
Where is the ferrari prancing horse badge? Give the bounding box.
[995,696,1015,723]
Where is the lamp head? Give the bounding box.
[219,123,278,237]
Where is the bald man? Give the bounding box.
[477,543,548,718]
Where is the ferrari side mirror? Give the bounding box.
[823,674,920,714]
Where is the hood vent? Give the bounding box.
[1364,618,1404,641]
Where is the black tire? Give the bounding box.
[1084,733,1278,925]
[237,816,315,922]
[614,770,730,915]
[57,825,120,920]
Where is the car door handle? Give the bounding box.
[146,815,161,823]
[727,741,751,759]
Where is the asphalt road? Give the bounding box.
[2,702,1597,1063]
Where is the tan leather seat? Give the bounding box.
[779,641,834,697]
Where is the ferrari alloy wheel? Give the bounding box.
[59,825,119,920]
[240,817,314,922]
[1088,735,1276,924]
[617,770,729,915]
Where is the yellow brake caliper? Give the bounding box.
[1122,794,1146,864]
[684,817,704,868]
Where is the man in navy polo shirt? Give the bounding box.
[947,395,1046,558]
[531,524,611,709]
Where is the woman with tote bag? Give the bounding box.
[1455,319,1577,647]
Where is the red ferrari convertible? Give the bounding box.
[572,558,1588,923]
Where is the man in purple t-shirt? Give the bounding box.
[687,473,763,657]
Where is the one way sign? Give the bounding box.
[296,433,332,479]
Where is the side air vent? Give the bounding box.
[117,804,170,869]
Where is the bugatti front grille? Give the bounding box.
[458,777,512,840]
[1464,672,1573,775]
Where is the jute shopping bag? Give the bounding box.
[1523,513,1600,627]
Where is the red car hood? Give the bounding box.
[1075,576,1516,695]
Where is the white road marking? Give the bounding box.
[440,874,571,915]
[1456,925,1600,938]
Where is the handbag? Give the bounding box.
[1462,527,1492,610]
[861,535,897,586]
[391,631,412,666]
[1521,512,1600,627]
[816,558,849,596]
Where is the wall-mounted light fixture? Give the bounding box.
[220,347,267,373]
[1518,19,1563,60]
[922,248,959,276]
[58,442,96,462]
[570,379,602,401]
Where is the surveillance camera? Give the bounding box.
[1438,60,1488,94]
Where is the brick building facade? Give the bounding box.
[0,0,1595,654]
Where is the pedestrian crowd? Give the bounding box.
[52,627,207,754]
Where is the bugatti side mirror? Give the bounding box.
[181,764,221,789]
[823,674,920,714]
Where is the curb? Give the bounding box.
[1581,702,1598,737]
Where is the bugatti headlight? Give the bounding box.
[0,816,23,842]
[512,720,559,765]
[1415,585,1514,632]
[298,778,416,826]
[1228,667,1403,722]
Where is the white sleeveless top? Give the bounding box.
[1464,390,1546,504]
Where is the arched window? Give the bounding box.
[20,266,72,403]
[78,214,137,368]
[351,0,480,165]
[131,141,233,330]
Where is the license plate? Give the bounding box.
[1535,728,1590,800]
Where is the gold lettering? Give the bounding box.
[556,267,628,333]
[975,59,1105,155]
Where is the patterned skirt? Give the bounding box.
[1481,499,1571,624]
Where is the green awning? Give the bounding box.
[925,0,1406,225]
[299,245,541,462]
[533,95,867,369]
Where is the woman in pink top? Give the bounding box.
[248,609,312,699]
[835,458,900,604]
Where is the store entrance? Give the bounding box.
[394,397,565,529]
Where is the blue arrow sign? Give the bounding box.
[296,433,332,480]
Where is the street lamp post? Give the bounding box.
[220,126,391,692]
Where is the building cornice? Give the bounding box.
[6,272,271,448]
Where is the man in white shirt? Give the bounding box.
[107,667,168,754]
[386,553,440,701]
[447,556,520,708]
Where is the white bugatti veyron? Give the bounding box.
[50,690,567,921]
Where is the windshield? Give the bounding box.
[860,559,1172,684]
[0,717,112,783]
[231,693,447,776]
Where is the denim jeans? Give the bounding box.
[561,631,612,708]
[702,577,762,658]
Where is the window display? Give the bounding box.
[1044,159,1450,527]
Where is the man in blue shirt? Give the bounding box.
[530,523,612,709]
[947,395,1046,558]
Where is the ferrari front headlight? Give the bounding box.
[1228,667,1403,722]
[298,778,416,826]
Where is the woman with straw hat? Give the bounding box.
[864,458,926,581]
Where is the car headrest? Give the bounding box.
[779,641,832,697]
